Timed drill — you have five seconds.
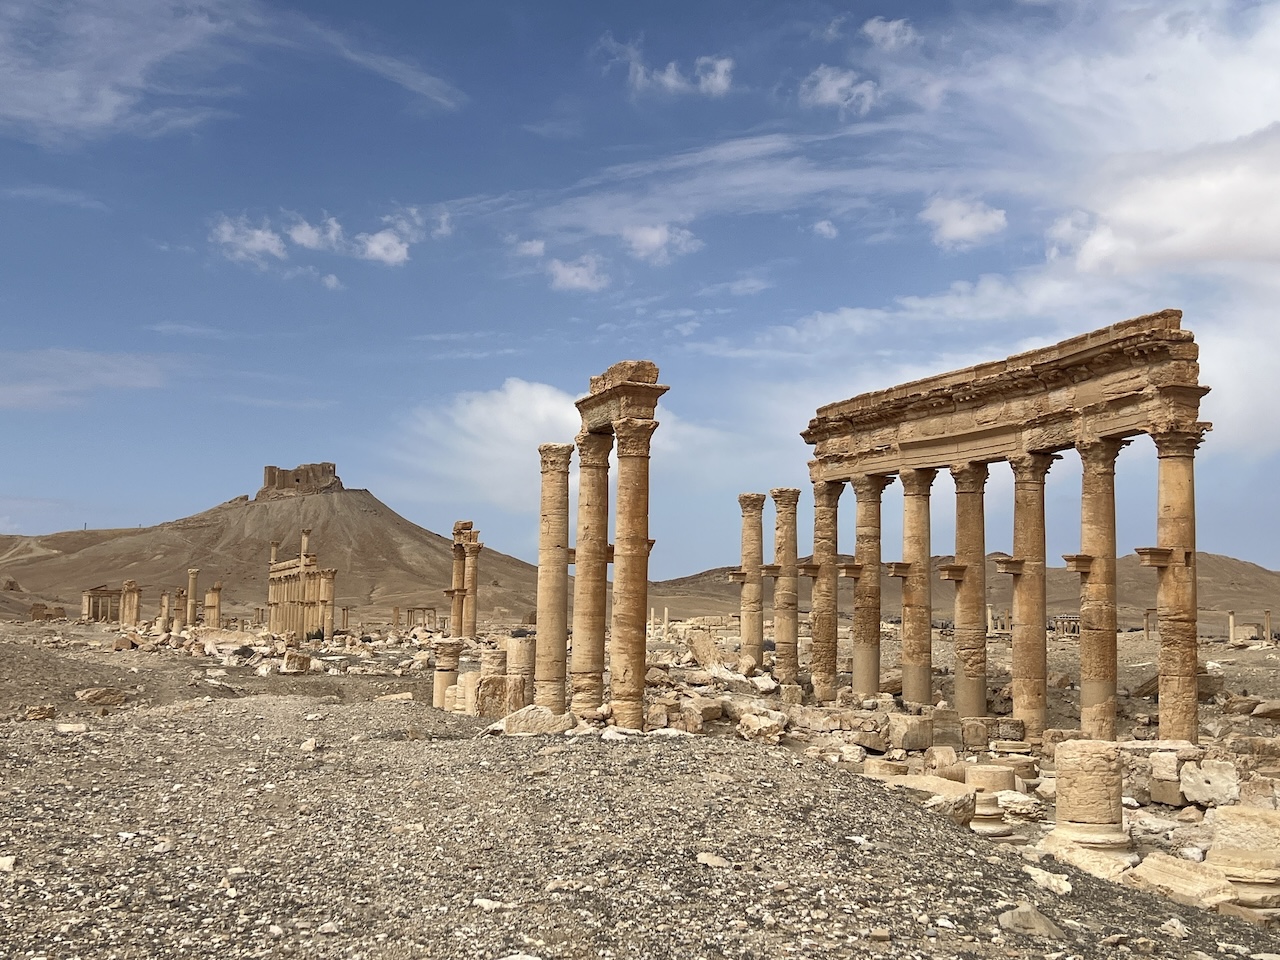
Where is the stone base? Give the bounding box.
[781,684,804,705]
[1150,778,1187,807]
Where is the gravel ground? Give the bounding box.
[4,673,1280,960]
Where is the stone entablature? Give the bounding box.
[256,463,344,500]
[803,310,1208,477]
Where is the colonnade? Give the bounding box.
[444,521,482,639]
[738,428,1203,740]
[267,528,337,640]
[532,360,667,728]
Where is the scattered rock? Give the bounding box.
[997,902,1065,939]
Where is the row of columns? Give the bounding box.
[533,418,657,728]
[445,522,482,639]
[739,429,1203,742]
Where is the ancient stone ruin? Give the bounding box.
[797,309,1209,742]
[256,462,345,499]
[444,521,483,639]
[267,529,337,641]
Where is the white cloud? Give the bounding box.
[210,214,287,267]
[2,185,108,211]
[513,238,545,257]
[547,254,610,292]
[812,219,838,239]
[799,65,876,116]
[919,196,1007,249]
[147,322,229,339]
[288,216,344,251]
[307,22,466,110]
[619,223,703,264]
[694,56,734,97]
[599,34,733,98]
[321,273,341,290]
[431,212,453,239]
[861,17,919,51]
[397,378,582,511]
[698,276,772,297]
[355,229,411,266]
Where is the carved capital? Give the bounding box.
[612,418,658,457]
[1151,427,1206,459]
[738,492,767,515]
[1077,437,1129,474]
[850,473,894,500]
[538,442,574,474]
[575,430,613,467]
[1008,452,1056,484]
[950,461,988,493]
[899,468,937,497]
[188,568,200,577]
[813,479,844,509]
[769,487,801,511]
[463,542,484,558]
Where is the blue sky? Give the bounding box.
[2,0,1279,579]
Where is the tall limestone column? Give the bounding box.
[320,569,336,641]
[448,542,465,636]
[737,493,767,672]
[205,582,223,630]
[951,462,989,719]
[570,431,614,714]
[462,539,483,640]
[1078,438,1126,740]
[173,589,187,630]
[850,474,893,698]
[609,418,659,730]
[770,488,802,687]
[534,443,574,713]
[185,569,199,626]
[1008,453,1054,737]
[900,468,937,705]
[1154,429,1204,742]
[810,481,844,702]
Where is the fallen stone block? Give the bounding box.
[888,714,933,751]
[997,902,1064,939]
[1181,759,1240,807]
[1120,851,1238,909]
[496,705,577,736]
[737,710,787,743]
[74,687,127,707]
[879,774,976,827]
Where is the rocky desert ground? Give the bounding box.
[3,619,1280,960]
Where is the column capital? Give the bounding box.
[187,568,200,576]
[851,473,895,499]
[613,417,658,457]
[1008,451,1056,484]
[738,492,767,514]
[1077,437,1129,472]
[769,487,801,509]
[950,461,988,493]
[899,467,937,497]
[538,442,575,473]
[575,430,613,466]
[813,479,844,508]
[463,541,484,558]
[1151,426,1207,458]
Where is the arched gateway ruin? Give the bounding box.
[800,310,1210,742]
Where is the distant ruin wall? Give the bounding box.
[256,463,344,500]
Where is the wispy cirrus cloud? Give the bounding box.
[0,0,465,147]
[2,185,108,211]
[597,34,734,98]
[0,349,173,409]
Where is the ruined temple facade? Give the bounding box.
[800,310,1210,742]
[256,463,345,501]
[267,529,337,640]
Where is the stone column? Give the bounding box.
[534,442,574,713]
[205,582,223,630]
[810,480,844,703]
[1267,610,1273,643]
[121,581,141,627]
[186,568,199,626]
[1154,429,1203,742]
[173,589,187,630]
[1048,739,1129,850]
[570,431,613,714]
[1009,453,1054,738]
[1078,438,1126,741]
[609,418,658,730]
[300,528,311,558]
[462,540,483,639]
[448,543,465,636]
[158,591,170,632]
[433,639,464,709]
[951,462,989,719]
[269,540,279,564]
[1227,610,1235,643]
[899,469,936,705]
[320,570,336,641]
[736,493,767,672]
[770,488,801,688]
[851,475,893,698]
